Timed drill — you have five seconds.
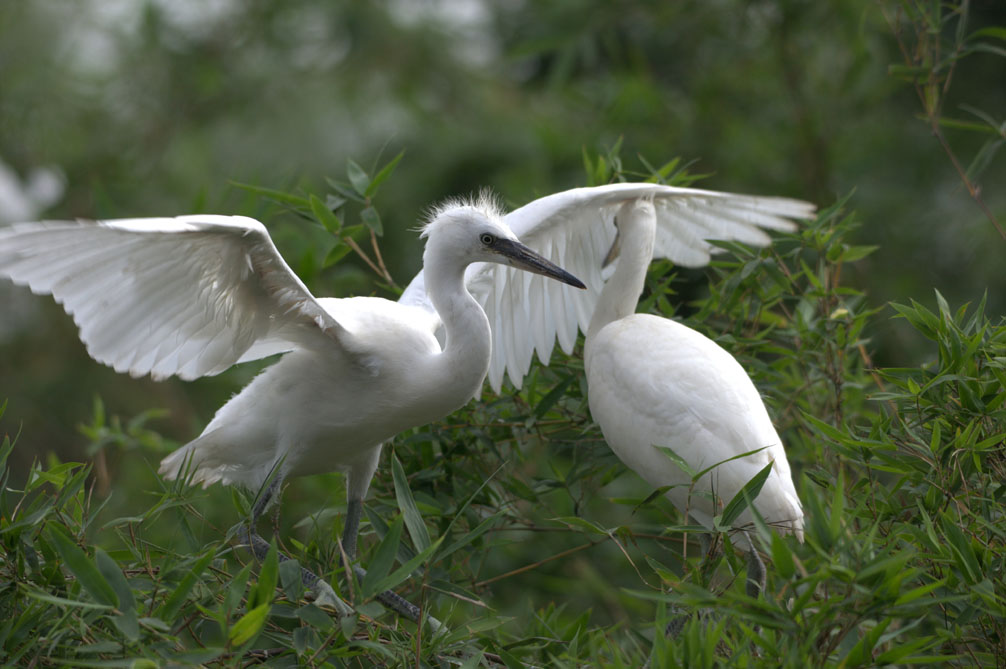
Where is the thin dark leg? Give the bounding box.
[238,478,352,614]
[745,544,767,599]
[339,498,436,627]
[342,499,362,560]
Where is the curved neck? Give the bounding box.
[422,245,492,403]
[587,203,656,342]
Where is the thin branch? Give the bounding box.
[474,539,601,588]
[370,229,397,288]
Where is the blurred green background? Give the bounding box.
[0,0,1003,540]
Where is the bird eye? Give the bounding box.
[480,233,494,245]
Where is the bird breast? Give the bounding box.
[586,313,801,533]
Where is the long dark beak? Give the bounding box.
[602,230,621,268]
[495,239,586,289]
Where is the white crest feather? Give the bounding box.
[421,188,505,238]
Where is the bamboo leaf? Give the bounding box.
[228,602,270,646]
[48,527,117,607]
[159,549,217,621]
[392,454,431,552]
[717,462,773,529]
[365,150,404,197]
[346,159,370,196]
[361,514,404,598]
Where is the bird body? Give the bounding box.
[585,199,803,542]
[401,185,809,543]
[401,182,816,392]
[158,294,472,495]
[586,312,802,536]
[0,199,585,620]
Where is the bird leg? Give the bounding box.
[339,497,443,630]
[238,478,352,616]
[341,498,362,561]
[745,544,767,599]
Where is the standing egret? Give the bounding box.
[0,196,585,621]
[400,183,812,593]
[584,198,804,597]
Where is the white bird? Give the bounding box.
[585,199,804,596]
[0,196,585,620]
[400,183,812,593]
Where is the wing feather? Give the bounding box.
[0,215,352,380]
[398,183,815,392]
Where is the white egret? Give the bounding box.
[585,198,804,597]
[400,183,812,594]
[0,197,585,621]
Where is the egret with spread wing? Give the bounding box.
[400,183,811,594]
[0,195,585,622]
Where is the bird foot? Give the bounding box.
[664,607,713,638]
[308,578,354,617]
[351,565,445,633]
[238,526,353,616]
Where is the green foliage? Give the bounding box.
[3,151,1005,666]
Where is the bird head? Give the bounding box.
[603,198,657,267]
[422,192,585,289]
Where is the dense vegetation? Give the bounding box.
[1,1,1004,666]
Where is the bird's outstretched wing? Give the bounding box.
[400,183,815,391]
[0,215,351,380]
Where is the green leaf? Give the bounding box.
[228,602,270,646]
[310,194,342,234]
[360,206,382,235]
[842,618,891,666]
[94,548,140,641]
[279,558,305,602]
[532,374,576,419]
[346,158,370,196]
[971,26,1006,41]
[159,548,216,621]
[324,242,352,268]
[361,514,404,598]
[48,527,118,607]
[94,548,134,613]
[838,244,879,262]
[941,515,982,584]
[296,603,335,632]
[23,588,115,610]
[894,579,946,606]
[367,537,443,597]
[365,150,404,197]
[249,540,279,610]
[717,462,773,529]
[653,445,698,479]
[392,454,431,552]
[229,181,309,207]
[770,532,795,580]
[552,516,608,536]
[437,514,500,562]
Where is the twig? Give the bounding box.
[474,539,601,588]
[879,1,1005,239]
[344,236,385,277]
[370,229,396,287]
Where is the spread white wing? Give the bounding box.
[400,183,815,391]
[0,215,352,380]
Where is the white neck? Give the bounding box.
[422,244,492,406]
[586,202,656,343]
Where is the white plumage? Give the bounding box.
[0,202,585,619]
[583,198,804,563]
[401,186,810,593]
[400,182,815,392]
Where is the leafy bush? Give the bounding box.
[2,156,1004,666]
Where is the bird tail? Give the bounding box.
[158,430,236,489]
